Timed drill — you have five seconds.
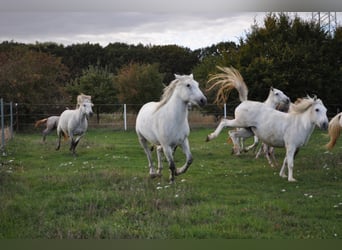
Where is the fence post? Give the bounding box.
[123,104,127,131]
[1,98,5,153]
[10,102,13,139]
[223,103,227,118]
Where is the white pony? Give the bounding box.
[207,66,290,155]
[206,67,329,182]
[136,74,207,183]
[325,112,342,150]
[56,99,94,155]
[35,115,60,142]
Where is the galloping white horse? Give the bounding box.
[206,69,329,182]
[56,99,94,155]
[136,74,207,183]
[207,66,290,155]
[325,112,342,150]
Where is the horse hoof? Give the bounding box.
[150,173,161,179]
[288,178,297,182]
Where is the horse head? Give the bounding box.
[79,100,94,118]
[175,74,207,107]
[310,98,329,130]
[269,87,290,107]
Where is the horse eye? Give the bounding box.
[315,108,319,112]
[186,84,191,88]
[275,93,279,96]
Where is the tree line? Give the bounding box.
[0,13,341,126]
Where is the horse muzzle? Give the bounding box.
[320,121,329,130]
[197,97,207,107]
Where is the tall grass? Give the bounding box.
[0,128,341,239]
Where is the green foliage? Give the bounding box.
[66,65,117,123]
[0,46,70,126]
[115,62,164,112]
[0,129,341,239]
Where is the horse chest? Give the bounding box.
[69,119,87,136]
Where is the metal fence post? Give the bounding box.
[1,98,5,152]
[123,104,127,131]
[224,103,227,118]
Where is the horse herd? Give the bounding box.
[35,67,341,183]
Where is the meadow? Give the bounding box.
[0,128,341,239]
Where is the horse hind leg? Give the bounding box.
[207,118,245,142]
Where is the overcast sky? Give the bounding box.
[0,1,341,50]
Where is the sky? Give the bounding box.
[0,0,341,50]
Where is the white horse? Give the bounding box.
[325,112,342,150]
[206,73,328,182]
[56,99,94,155]
[35,115,60,142]
[207,66,290,156]
[136,74,207,183]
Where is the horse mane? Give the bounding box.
[155,79,179,111]
[290,96,319,114]
[207,66,248,106]
[325,113,342,150]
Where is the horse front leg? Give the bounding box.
[156,145,163,176]
[163,146,177,183]
[70,135,82,156]
[245,135,259,152]
[55,130,62,150]
[279,156,287,178]
[279,147,297,182]
[138,135,157,178]
[176,138,193,176]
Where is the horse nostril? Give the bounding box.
[322,122,328,130]
[200,98,207,106]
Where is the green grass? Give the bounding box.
[0,128,341,239]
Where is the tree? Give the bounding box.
[67,65,117,123]
[0,46,70,126]
[115,62,164,112]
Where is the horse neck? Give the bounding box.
[75,107,87,122]
[162,94,189,122]
[263,95,278,108]
[291,108,316,144]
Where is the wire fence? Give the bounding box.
[7,102,342,133]
[0,98,15,154]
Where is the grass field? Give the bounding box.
[0,128,341,239]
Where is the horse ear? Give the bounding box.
[174,74,180,79]
[270,86,274,91]
[189,74,194,79]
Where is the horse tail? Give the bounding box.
[325,114,342,150]
[207,66,248,106]
[34,118,48,128]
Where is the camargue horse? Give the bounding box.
[206,69,328,182]
[56,99,93,155]
[136,74,207,183]
[76,93,92,108]
[325,112,342,150]
[207,66,290,156]
[35,116,60,142]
